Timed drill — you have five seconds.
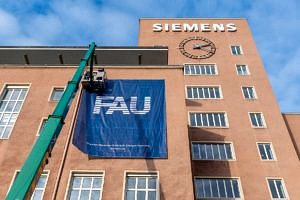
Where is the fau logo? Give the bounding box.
[93,96,151,115]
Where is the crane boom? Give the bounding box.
[6,42,96,200]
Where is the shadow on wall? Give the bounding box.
[188,127,232,199]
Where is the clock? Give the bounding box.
[178,36,216,59]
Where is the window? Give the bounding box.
[31,172,49,200]
[50,87,64,101]
[9,171,49,200]
[242,86,256,99]
[257,143,275,160]
[187,86,221,99]
[249,112,266,128]
[267,179,288,199]
[184,64,217,75]
[190,112,227,128]
[231,45,243,55]
[37,118,47,136]
[0,85,28,139]
[195,178,241,199]
[125,173,158,200]
[67,173,104,200]
[236,65,249,75]
[192,142,234,160]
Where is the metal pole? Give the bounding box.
[6,42,96,200]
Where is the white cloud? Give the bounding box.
[0,0,299,111]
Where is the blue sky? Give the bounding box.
[0,0,299,112]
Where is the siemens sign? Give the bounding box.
[153,23,237,32]
[73,80,167,158]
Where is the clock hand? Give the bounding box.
[193,43,210,49]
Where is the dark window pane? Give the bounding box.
[203,179,212,197]
[192,88,198,98]
[148,178,156,189]
[91,191,100,200]
[258,144,267,159]
[275,180,285,198]
[225,180,233,197]
[211,66,216,74]
[200,144,206,159]
[187,88,192,98]
[268,180,279,198]
[69,190,79,200]
[206,144,213,159]
[212,144,220,159]
[125,190,135,200]
[203,88,209,98]
[214,114,220,127]
[137,178,146,189]
[202,114,208,126]
[190,66,195,74]
[211,179,219,197]
[190,113,196,126]
[215,88,220,98]
[195,66,201,74]
[218,180,226,197]
[250,114,257,126]
[148,191,156,200]
[209,88,215,98]
[207,113,214,126]
[219,144,227,159]
[196,179,205,198]
[265,145,273,160]
[220,114,226,126]
[126,177,136,189]
[185,66,190,74]
[193,144,200,159]
[137,191,146,200]
[225,144,232,159]
[198,88,204,98]
[196,114,201,126]
[232,180,240,197]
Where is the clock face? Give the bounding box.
[179,36,216,59]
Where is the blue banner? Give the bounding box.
[73,80,167,158]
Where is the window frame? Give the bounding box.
[191,141,236,161]
[184,63,218,76]
[0,84,30,139]
[266,177,289,199]
[188,111,229,128]
[230,45,243,55]
[256,142,277,161]
[48,87,65,102]
[123,171,159,200]
[36,117,48,136]
[194,176,244,199]
[236,64,250,76]
[241,86,257,100]
[65,170,105,200]
[248,112,267,128]
[185,85,223,99]
[7,170,50,200]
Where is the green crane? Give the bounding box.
[6,42,97,200]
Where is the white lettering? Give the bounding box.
[212,24,225,32]
[130,97,151,114]
[165,24,169,32]
[183,23,199,32]
[152,23,237,32]
[172,23,182,32]
[200,23,211,32]
[153,23,162,32]
[226,23,237,32]
[93,96,151,115]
